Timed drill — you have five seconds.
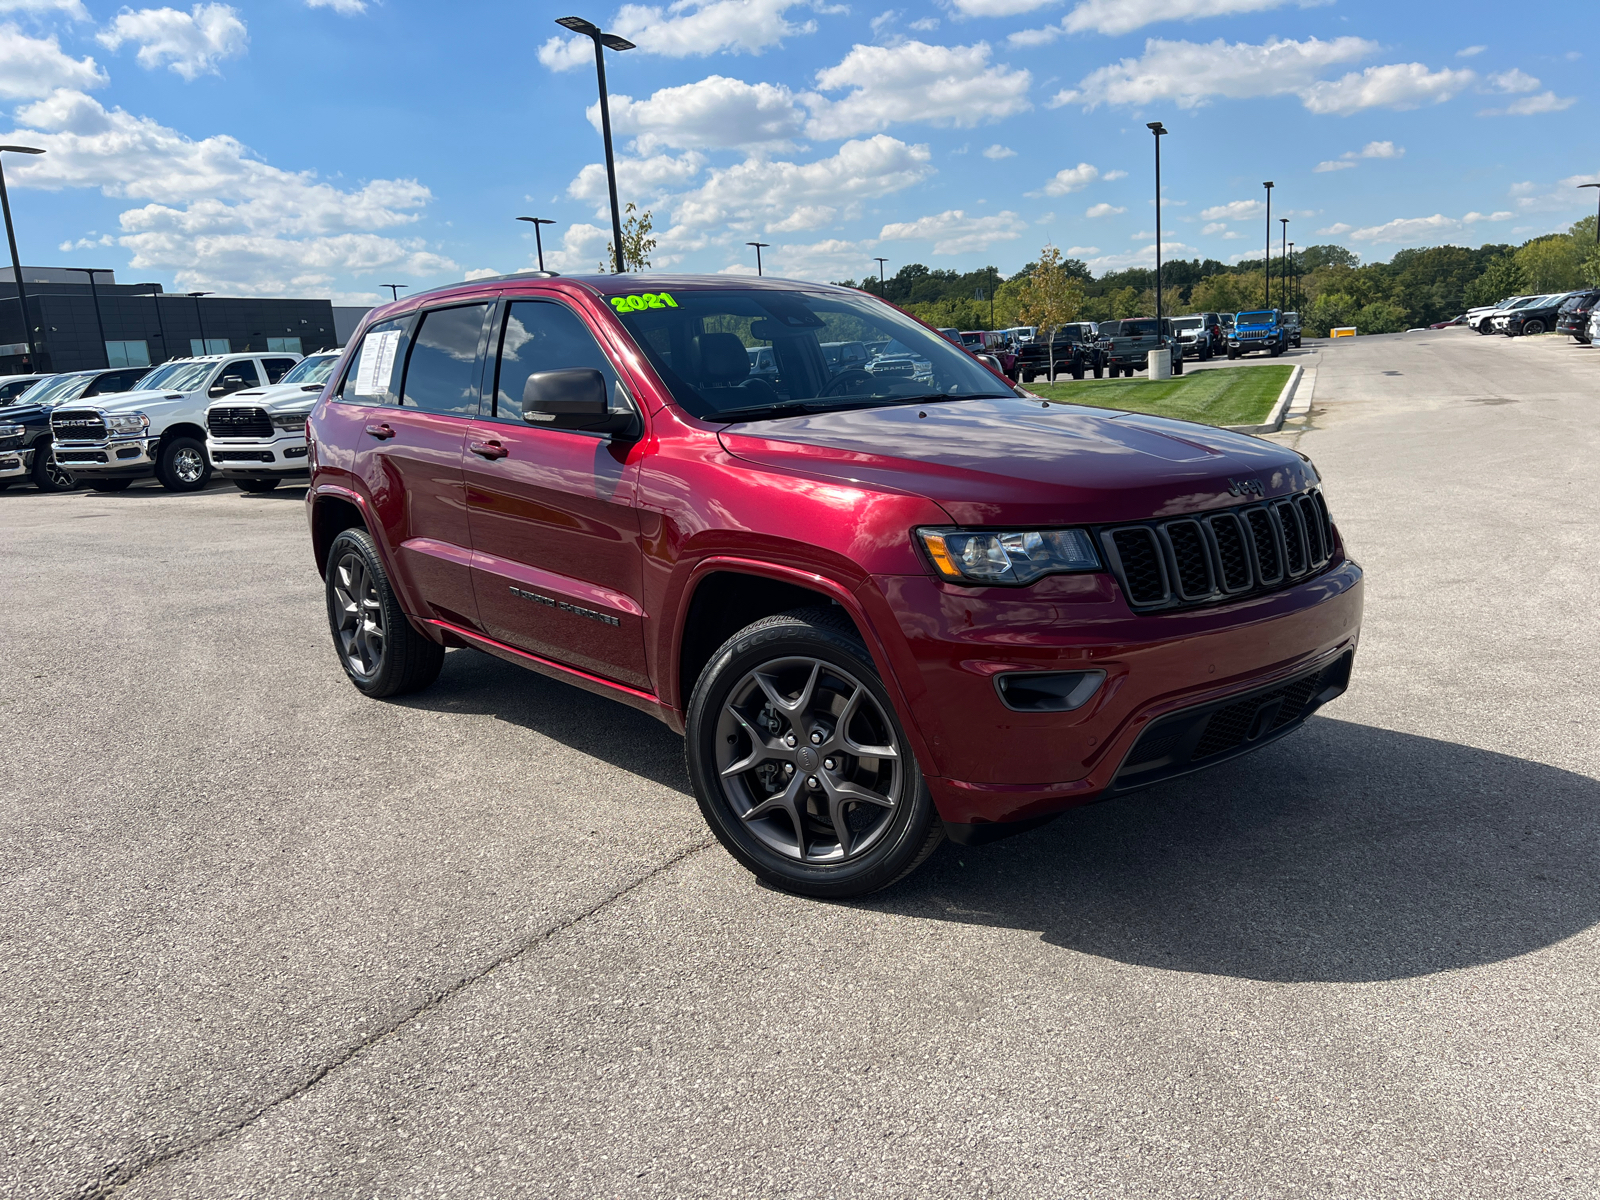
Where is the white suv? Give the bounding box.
[51,352,299,492]
[205,349,342,492]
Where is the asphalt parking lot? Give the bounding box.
[3,328,1597,1199]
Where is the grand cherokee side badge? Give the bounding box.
[1227,477,1264,498]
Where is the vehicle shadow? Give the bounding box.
[866,716,1600,984]
[400,647,693,796]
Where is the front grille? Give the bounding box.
[1101,489,1337,612]
[208,406,273,439]
[212,450,274,463]
[52,409,106,441]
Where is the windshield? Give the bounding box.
[1119,319,1161,336]
[20,373,95,406]
[134,360,216,392]
[279,353,340,385]
[1237,311,1276,325]
[602,287,1013,421]
[1171,317,1203,331]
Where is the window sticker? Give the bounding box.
[353,329,403,396]
[608,292,678,313]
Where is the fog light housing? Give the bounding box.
[994,670,1105,713]
[116,446,141,460]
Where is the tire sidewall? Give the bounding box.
[685,614,939,898]
[31,441,74,492]
[156,436,212,492]
[325,528,407,696]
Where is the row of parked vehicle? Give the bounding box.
[991,309,1302,384]
[0,349,341,494]
[1450,289,1600,340]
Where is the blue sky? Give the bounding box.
[0,0,1593,302]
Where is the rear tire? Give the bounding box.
[325,527,444,698]
[31,443,75,493]
[154,435,212,492]
[234,478,280,493]
[685,608,944,899]
[89,479,133,492]
[1524,320,1545,336]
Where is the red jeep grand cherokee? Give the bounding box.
[307,273,1361,898]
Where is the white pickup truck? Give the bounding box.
[50,351,300,492]
[205,349,342,492]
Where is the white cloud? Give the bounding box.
[1316,222,1352,235]
[1065,245,1097,255]
[1220,230,1243,239]
[1457,45,1486,57]
[540,223,612,273]
[946,0,1056,16]
[1060,0,1322,36]
[806,40,1031,138]
[1314,139,1403,172]
[1481,91,1576,117]
[1462,211,1513,223]
[600,75,808,151]
[0,23,106,98]
[1348,213,1461,243]
[97,4,247,80]
[1102,169,1127,180]
[3,89,453,294]
[1086,202,1125,217]
[1037,161,1099,195]
[1488,68,1539,93]
[869,8,897,34]
[982,143,1016,159]
[1301,63,1474,115]
[759,238,879,283]
[1201,221,1227,234]
[305,0,366,12]
[1084,240,1199,274]
[0,0,88,15]
[1199,199,1264,220]
[568,150,707,218]
[878,208,1027,254]
[1313,159,1357,172]
[538,0,817,71]
[908,15,939,29]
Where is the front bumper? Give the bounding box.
[207,434,310,477]
[860,556,1363,836]
[0,445,28,479]
[52,436,155,477]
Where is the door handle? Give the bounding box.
[469,440,509,460]
[364,423,396,440]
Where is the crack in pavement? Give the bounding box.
[83,835,717,1200]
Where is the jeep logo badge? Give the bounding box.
[1227,477,1264,498]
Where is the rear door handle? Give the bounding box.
[365,423,396,440]
[469,440,509,460]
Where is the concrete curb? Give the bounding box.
[1224,364,1302,435]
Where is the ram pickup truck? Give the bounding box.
[1099,318,1183,377]
[205,349,342,492]
[51,351,301,492]
[1015,324,1103,382]
[1228,310,1288,358]
[0,366,151,492]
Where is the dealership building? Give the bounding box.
[0,267,370,375]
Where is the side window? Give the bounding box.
[335,318,408,407]
[399,304,490,416]
[262,357,298,384]
[210,361,261,398]
[492,300,624,425]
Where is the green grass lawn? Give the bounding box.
[1028,364,1293,427]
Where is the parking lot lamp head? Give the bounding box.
[380,283,407,302]
[1581,182,1600,244]
[517,217,558,272]
[0,145,46,368]
[745,241,770,277]
[1262,182,1274,306]
[1147,123,1167,328]
[556,16,635,274]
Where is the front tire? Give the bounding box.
[154,435,212,492]
[685,609,944,898]
[234,478,280,493]
[31,444,75,493]
[1523,320,1545,336]
[324,527,444,698]
[1227,348,1239,360]
[1172,356,1184,376]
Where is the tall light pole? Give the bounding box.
[1262,181,1274,307]
[62,267,108,366]
[1148,122,1167,328]
[0,145,45,369]
[988,265,998,328]
[518,217,558,272]
[136,283,168,363]
[746,241,770,277]
[1581,182,1600,245]
[873,257,888,295]
[1287,243,1295,310]
[1279,217,1289,317]
[556,16,636,274]
[380,283,407,302]
[188,292,212,355]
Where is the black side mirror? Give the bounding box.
[522,368,635,435]
[974,353,1004,374]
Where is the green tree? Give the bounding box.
[1109,286,1140,318]
[1463,253,1525,308]
[1299,244,1360,271]
[1016,244,1085,377]
[601,203,656,272]
[1189,272,1263,316]
[1514,234,1584,293]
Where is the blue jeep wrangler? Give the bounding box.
[1228,309,1288,359]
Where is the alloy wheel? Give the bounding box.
[332,552,386,678]
[173,446,206,484]
[714,655,903,864]
[43,459,73,489]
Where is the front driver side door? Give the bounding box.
[463,297,650,690]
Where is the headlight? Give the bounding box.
[0,423,24,440]
[917,527,1101,586]
[106,412,149,436]
[270,412,309,431]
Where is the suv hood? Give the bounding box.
[718,396,1315,526]
[210,380,322,414]
[77,387,192,419]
